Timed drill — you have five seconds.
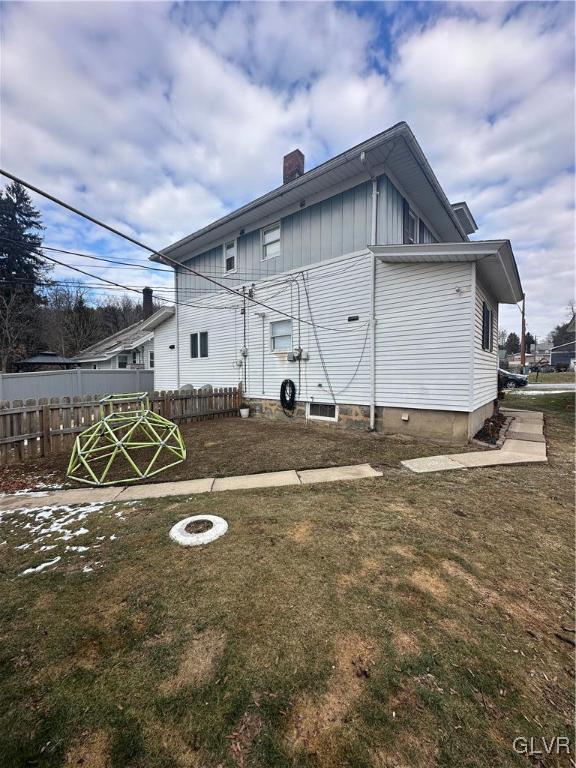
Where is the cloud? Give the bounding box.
[0,0,573,337]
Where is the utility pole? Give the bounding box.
[520,296,526,370]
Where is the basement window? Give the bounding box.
[191,332,209,359]
[270,319,292,352]
[224,240,237,273]
[307,402,338,422]
[262,222,281,260]
[481,302,493,351]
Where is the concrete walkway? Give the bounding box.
[0,464,383,511]
[401,409,547,474]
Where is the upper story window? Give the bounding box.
[270,319,292,352]
[224,239,237,273]
[481,302,493,352]
[406,209,417,244]
[262,222,281,261]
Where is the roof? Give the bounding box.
[551,340,576,351]
[368,240,523,304]
[153,122,469,264]
[451,202,478,235]
[19,352,77,365]
[72,307,173,363]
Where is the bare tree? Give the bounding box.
[498,328,508,348]
[41,286,100,357]
[0,289,35,372]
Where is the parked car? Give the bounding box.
[498,368,528,389]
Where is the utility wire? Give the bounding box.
[301,272,337,405]
[0,169,367,334]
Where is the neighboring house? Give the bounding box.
[73,301,174,371]
[151,122,523,442]
[550,341,576,370]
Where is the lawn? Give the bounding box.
[0,417,480,492]
[527,370,574,384]
[0,393,573,767]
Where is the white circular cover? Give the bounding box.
[169,515,228,547]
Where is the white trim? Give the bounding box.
[468,263,476,410]
[306,402,339,422]
[261,221,281,261]
[269,318,292,352]
[223,238,237,274]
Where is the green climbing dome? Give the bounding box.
[67,393,186,486]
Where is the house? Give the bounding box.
[550,341,575,370]
[16,351,78,370]
[73,289,173,370]
[151,122,523,442]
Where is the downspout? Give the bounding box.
[369,177,378,431]
[175,267,181,390]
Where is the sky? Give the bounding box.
[0,0,574,341]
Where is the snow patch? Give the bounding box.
[20,556,61,576]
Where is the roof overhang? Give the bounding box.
[451,202,478,234]
[369,240,523,304]
[140,306,174,331]
[154,122,467,264]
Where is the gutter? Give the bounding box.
[369,178,378,432]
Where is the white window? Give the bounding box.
[307,402,339,422]
[191,331,209,359]
[118,355,128,369]
[224,240,236,273]
[262,222,281,261]
[149,351,155,368]
[270,319,292,352]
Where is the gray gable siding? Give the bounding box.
[177,175,404,298]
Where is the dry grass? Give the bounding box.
[0,415,476,491]
[0,393,573,767]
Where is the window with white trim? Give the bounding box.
[270,319,292,352]
[191,331,209,358]
[481,302,493,351]
[308,402,338,422]
[149,351,155,368]
[224,240,236,273]
[118,355,128,369]
[262,222,281,260]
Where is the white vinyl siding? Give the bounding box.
[375,260,474,410]
[172,252,483,414]
[472,275,499,409]
[153,316,177,391]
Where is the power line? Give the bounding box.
[0,169,365,334]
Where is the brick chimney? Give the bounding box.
[283,149,304,184]
[142,287,153,319]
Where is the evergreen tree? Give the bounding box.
[505,332,520,355]
[0,181,48,370]
[525,332,536,353]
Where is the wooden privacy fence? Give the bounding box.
[0,387,241,466]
